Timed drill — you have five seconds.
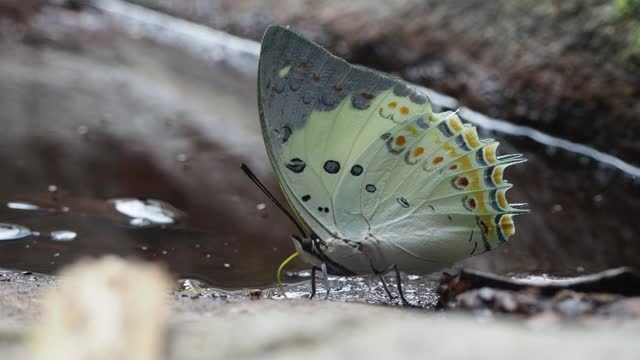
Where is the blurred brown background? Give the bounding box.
[0,0,638,287]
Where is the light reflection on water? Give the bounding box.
[0,223,32,241]
[50,230,77,242]
[109,198,183,227]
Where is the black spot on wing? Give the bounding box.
[350,165,363,176]
[455,135,471,152]
[476,148,489,167]
[416,117,430,129]
[437,121,454,137]
[286,158,306,173]
[281,125,292,144]
[484,167,496,187]
[323,160,341,174]
[489,189,503,211]
[365,184,377,193]
[397,197,410,208]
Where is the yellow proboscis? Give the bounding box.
[277,252,300,297]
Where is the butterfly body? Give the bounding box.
[258,25,527,278]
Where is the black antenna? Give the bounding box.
[240,163,308,238]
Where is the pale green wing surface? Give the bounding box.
[258,25,431,239]
[334,111,528,271]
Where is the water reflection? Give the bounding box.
[0,223,32,241]
[109,198,183,227]
[7,202,40,211]
[50,230,77,242]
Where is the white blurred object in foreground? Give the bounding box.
[30,256,172,360]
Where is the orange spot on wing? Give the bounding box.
[388,101,397,109]
[448,117,463,132]
[459,155,472,170]
[404,125,418,136]
[492,166,504,185]
[449,164,458,170]
[468,197,476,209]
[444,144,459,157]
[429,115,439,122]
[475,195,487,212]
[413,147,425,157]
[464,129,481,148]
[400,106,409,115]
[500,215,515,237]
[497,189,509,210]
[433,156,444,164]
[361,93,374,100]
[457,177,469,187]
[299,62,307,69]
[484,144,497,164]
[396,136,406,146]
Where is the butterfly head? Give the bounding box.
[291,235,357,276]
[291,234,321,264]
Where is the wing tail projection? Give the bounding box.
[334,110,527,270]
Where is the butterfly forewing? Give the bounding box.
[258,25,430,238]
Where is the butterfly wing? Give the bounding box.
[258,25,431,239]
[334,111,528,273]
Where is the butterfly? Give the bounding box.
[250,25,528,304]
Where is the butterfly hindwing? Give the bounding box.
[334,111,528,269]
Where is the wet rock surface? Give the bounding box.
[1,269,640,359]
[439,268,640,318]
[128,0,640,166]
[176,271,440,308]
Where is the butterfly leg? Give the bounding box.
[309,266,318,299]
[309,264,331,299]
[378,275,397,301]
[392,265,411,307]
[373,264,412,306]
[321,262,330,299]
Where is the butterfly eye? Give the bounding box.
[300,238,313,253]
